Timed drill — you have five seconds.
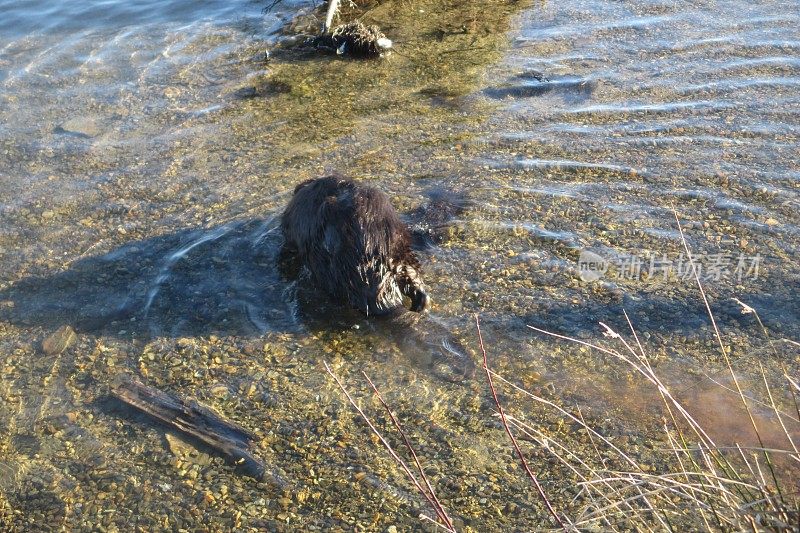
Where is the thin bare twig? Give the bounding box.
[323,362,456,532]
[362,371,455,531]
[475,314,571,531]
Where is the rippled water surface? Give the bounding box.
[1,0,799,530]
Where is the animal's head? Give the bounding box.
[284,175,432,316]
[395,262,429,314]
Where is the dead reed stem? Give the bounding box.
[362,371,455,531]
[474,314,571,531]
[323,361,456,532]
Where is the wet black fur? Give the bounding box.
[281,176,428,316]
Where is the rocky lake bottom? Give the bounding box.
[0,0,799,530]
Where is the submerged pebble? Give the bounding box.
[42,325,77,356]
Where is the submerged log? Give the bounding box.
[111,375,266,479]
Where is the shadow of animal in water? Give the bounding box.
[0,214,474,381]
[0,217,294,339]
[524,281,800,344]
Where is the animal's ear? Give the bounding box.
[293,178,316,194]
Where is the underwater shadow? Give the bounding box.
[0,217,299,339]
[0,215,476,381]
[484,73,595,104]
[524,280,800,342]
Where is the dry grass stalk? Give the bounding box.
[523,310,799,528]
[361,372,455,531]
[490,211,800,529]
[323,361,456,532]
[475,314,572,531]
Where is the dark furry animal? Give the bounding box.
[281,176,428,316]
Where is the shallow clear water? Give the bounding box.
[0,0,799,530]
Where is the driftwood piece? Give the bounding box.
[111,375,266,479]
[323,0,341,32]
